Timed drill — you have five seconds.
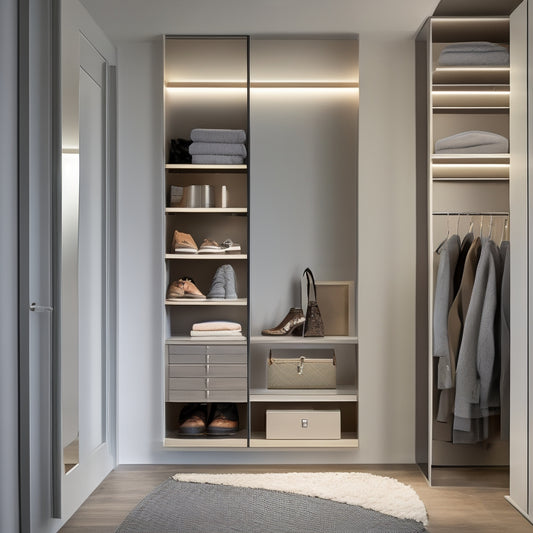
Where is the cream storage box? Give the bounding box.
[265,409,341,439]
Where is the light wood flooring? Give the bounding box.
[59,464,533,532]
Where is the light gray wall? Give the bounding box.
[0,0,20,530]
[116,31,422,464]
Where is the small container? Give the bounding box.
[216,185,228,208]
[183,185,214,208]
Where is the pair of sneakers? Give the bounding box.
[171,230,241,254]
[207,264,237,299]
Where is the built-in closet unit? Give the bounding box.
[162,35,359,450]
[416,16,511,484]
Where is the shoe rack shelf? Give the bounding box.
[165,254,248,260]
[250,335,358,345]
[249,386,358,402]
[249,434,359,449]
[166,208,248,214]
[165,164,247,172]
[165,298,248,306]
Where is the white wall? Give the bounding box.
[116,29,420,463]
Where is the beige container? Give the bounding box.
[266,409,341,439]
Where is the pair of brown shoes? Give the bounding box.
[178,403,239,436]
[166,277,206,299]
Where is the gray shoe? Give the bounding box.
[223,264,238,299]
[207,266,226,299]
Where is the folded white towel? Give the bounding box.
[192,321,242,331]
[191,128,246,144]
[435,131,508,154]
[192,155,244,165]
[189,330,245,337]
[438,41,509,66]
[189,142,247,157]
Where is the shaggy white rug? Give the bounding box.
[173,472,428,525]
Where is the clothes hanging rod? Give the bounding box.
[433,211,509,216]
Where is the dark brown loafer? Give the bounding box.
[178,403,207,435]
[206,403,239,436]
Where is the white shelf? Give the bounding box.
[164,434,248,448]
[249,432,358,448]
[166,298,247,306]
[249,386,358,402]
[166,336,247,345]
[166,207,247,214]
[250,335,358,345]
[166,164,247,172]
[432,66,509,85]
[165,253,247,260]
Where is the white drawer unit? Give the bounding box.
[166,343,248,403]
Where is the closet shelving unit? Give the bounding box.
[416,16,510,485]
[163,35,250,448]
[162,36,359,451]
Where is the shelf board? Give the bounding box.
[166,164,247,172]
[249,432,358,448]
[249,386,358,402]
[166,336,247,345]
[166,207,247,214]
[432,107,509,114]
[164,430,248,448]
[432,66,509,85]
[433,176,509,182]
[166,298,247,306]
[165,81,359,89]
[165,253,247,260]
[432,153,509,163]
[250,335,358,345]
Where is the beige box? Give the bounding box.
[265,409,341,440]
[315,281,355,336]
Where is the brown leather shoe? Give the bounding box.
[166,280,185,299]
[261,307,305,336]
[178,403,207,435]
[206,403,239,436]
[177,278,206,299]
[172,230,198,254]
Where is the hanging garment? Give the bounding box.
[453,232,475,296]
[453,238,501,444]
[433,234,461,362]
[500,241,510,440]
[435,236,481,440]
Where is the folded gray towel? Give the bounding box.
[191,128,246,144]
[438,42,509,66]
[189,142,247,157]
[192,154,244,165]
[435,131,508,154]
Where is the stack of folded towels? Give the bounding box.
[437,41,509,66]
[190,321,244,339]
[189,128,247,165]
[435,130,508,154]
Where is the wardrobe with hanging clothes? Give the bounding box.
[416,15,511,485]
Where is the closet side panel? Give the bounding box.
[415,20,431,477]
[509,0,529,515]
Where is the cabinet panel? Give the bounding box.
[168,364,206,378]
[168,377,206,390]
[207,364,247,378]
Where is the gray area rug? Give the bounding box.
[116,478,427,533]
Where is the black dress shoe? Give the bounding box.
[178,403,207,435]
[206,403,239,436]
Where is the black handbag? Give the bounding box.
[302,268,324,337]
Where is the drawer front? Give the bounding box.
[266,410,341,440]
[168,377,206,391]
[168,390,206,402]
[206,390,247,402]
[168,353,206,364]
[207,345,247,355]
[206,363,247,378]
[168,364,206,378]
[168,345,205,355]
[207,351,247,364]
[206,377,247,390]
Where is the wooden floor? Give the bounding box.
[59,464,533,533]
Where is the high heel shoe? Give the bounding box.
[261,307,306,336]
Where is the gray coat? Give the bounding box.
[453,238,501,443]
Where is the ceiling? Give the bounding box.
[79,0,441,43]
